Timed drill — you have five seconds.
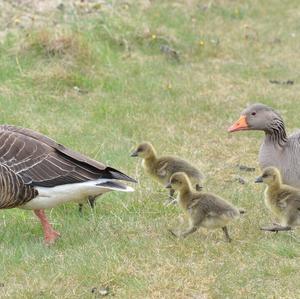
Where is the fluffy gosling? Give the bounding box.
[166,172,244,242]
[130,142,203,202]
[255,167,300,232]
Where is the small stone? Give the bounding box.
[73,86,88,94]
[91,286,109,296]
[237,176,246,184]
[238,164,255,172]
[99,287,109,296]
[160,45,180,61]
[57,3,65,10]
[286,80,294,85]
[269,80,294,85]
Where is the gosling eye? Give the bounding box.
[262,173,268,178]
[251,112,257,116]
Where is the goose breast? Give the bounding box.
[260,133,300,188]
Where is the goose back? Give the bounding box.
[0,125,134,188]
[0,164,37,209]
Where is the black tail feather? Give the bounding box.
[107,167,137,183]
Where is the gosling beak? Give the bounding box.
[228,115,249,132]
[255,176,263,183]
[165,183,172,189]
[130,150,138,157]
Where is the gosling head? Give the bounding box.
[130,142,155,159]
[165,172,191,191]
[255,167,282,186]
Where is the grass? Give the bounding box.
[1,0,300,298]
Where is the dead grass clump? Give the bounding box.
[25,29,94,63]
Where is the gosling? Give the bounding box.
[130,142,203,202]
[255,167,300,232]
[166,172,244,242]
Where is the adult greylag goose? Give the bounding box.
[166,172,244,242]
[0,125,136,244]
[130,142,203,203]
[255,167,300,232]
[228,103,300,188]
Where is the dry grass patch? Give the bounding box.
[24,29,95,63]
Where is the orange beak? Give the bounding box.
[228,115,249,132]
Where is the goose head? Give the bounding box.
[228,103,283,133]
[166,172,191,191]
[255,167,282,186]
[130,142,156,159]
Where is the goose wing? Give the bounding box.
[0,125,135,187]
[0,163,37,209]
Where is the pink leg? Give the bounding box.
[34,209,61,245]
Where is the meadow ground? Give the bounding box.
[1,0,300,298]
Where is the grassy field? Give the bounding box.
[1,0,300,298]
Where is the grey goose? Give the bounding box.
[0,125,136,245]
[228,103,300,188]
[255,167,300,232]
[166,172,244,242]
[130,142,203,203]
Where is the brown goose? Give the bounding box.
[0,125,136,244]
[255,167,300,232]
[228,103,300,188]
[166,172,244,242]
[130,142,203,203]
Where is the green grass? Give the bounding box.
[1,0,300,298]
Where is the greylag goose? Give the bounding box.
[255,167,300,232]
[130,142,203,203]
[0,125,136,244]
[166,172,244,242]
[228,103,300,188]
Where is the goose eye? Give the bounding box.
[251,112,256,116]
[262,174,268,178]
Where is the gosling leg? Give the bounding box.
[78,196,96,215]
[78,203,83,216]
[260,225,292,232]
[168,224,197,238]
[180,226,198,238]
[88,196,96,209]
[222,226,232,242]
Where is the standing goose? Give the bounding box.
[228,103,300,188]
[0,125,136,245]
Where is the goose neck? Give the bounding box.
[265,117,288,146]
